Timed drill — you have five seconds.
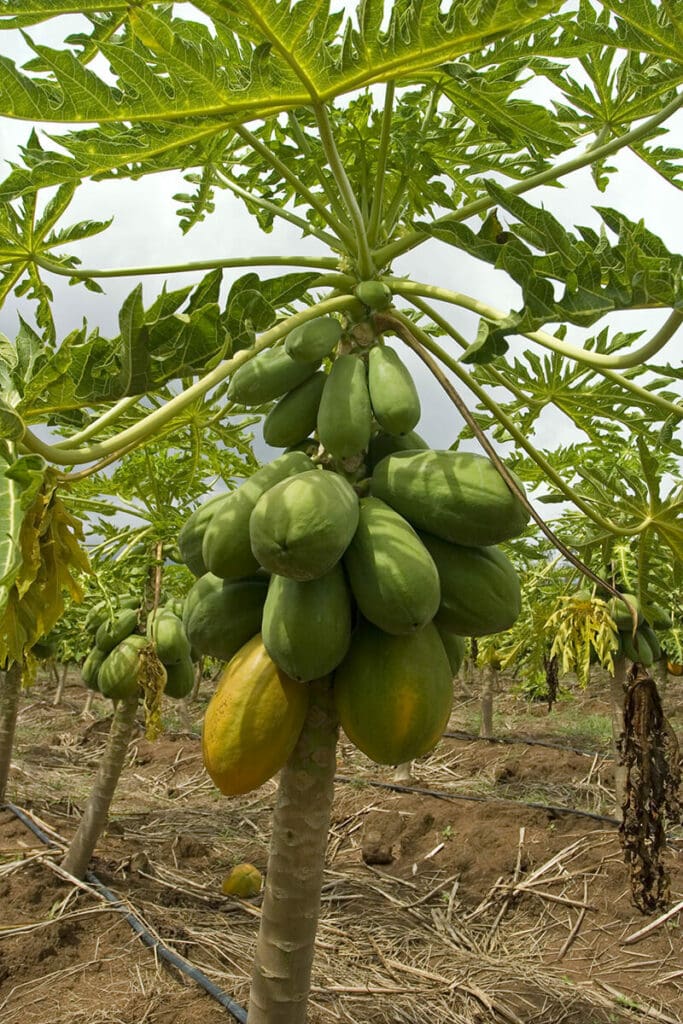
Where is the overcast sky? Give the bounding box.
[0,15,681,465]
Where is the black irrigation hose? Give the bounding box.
[442,729,608,759]
[334,776,621,826]
[1,802,248,1024]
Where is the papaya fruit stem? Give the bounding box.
[248,678,338,1024]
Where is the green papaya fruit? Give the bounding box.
[227,346,320,406]
[608,593,642,631]
[343,497,440,635]
[333,620,453,765]
[164,597,185,619]
[419,533,521,637]
[182,575,268,662]
[354,281,393,311]
[317,354,373,461]
[367,345,421,436]
[119,595,141,611]
[178,492,231,578]
[98,635,147,700]
[164,656,195,699]
[366,429,428,471]
[261,564,352,682]
[95,608,139,654]
[371,450,530,547]
[637,623,661,662]
[85,601,109,634]
[644,602,672,631]
[82,647,107,692]
[202,451,315,580]
[32,638,58,660]
[620,628,654,666]
[284,316,342,363]
[249,469,359,581]
[151,610,191,666]
[263,372,326,448]
[436,628,466,676]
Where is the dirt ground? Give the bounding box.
[1,669,681,1024]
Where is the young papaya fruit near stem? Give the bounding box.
[367,345,421,435]
[436,628,466,676]
[262,371,326,448]
[163,656,195,699]
[608,593,642,631]
[95,608,139,654]
[285,316,342,362]
[371,450,529,547]
[227,345,320,406]
[202,634,309,796]
[178,492,231,578]
[343,497,440,635]
[636,623,661,662]
[333,619,453,765]
[202,451,315,580]
[317,354,372,460]
[620,628,654,666]
[366,429,428,471]
[182,574,268,662]
[354,281,393,311]
[98,635,147,700]
[150,609,191,666]
[81,647,107,691]
[261,564,352,682]
[85,601,110,634]
[249,469,359,581]
[419,532,521,637]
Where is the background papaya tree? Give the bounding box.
[0,0,681,1019]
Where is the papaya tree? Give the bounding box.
[0,0,681,1018]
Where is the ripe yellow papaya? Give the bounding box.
[202,635,309,796]
[334,620,453,765]
[222,863,262,897]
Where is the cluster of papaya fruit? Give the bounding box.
[608,593,671,667]
[178,288,531,795]
[81,595,195,701]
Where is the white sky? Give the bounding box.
[0,14,681,465]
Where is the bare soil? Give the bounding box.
[1,669,682,1024]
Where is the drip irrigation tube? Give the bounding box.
[334,776,621,826]
[1,802,248,1024]
[442,729,608,759]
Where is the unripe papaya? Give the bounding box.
[202,451,314,580]
[98,635,147,700]
[95,608,139,654]
[366,429,428,471]
[371,450,529,547]
[620,628,654,666]
[178,492,231,578]
[285,316,342,362]
[343,497,440,635]
[227,346,320,406]
[261,564,352,682]
[317,354,373,460]
[638,623,661,661]
[263,371,326,448]
[333,620,453,765]
[82,647,107,691]
[164,656,195,699]
[645,602,672,631]
[354,280,392,311]
[85,601,109,634]
[202,635,309,795]
[367,345,420,435]
[150,610,191,666]
[249,469,359,581]
[608,593,642,631]
[436,628,466,676]
[419,533,521,637]
[183,574,268,662]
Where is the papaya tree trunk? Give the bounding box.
[61,695,138,879]
[480,664,496,739]
[191,657,204,701]
[53,662,68,706]
[81,690,95,717]
[248,679,338,1024]
[0,661,22,803]
[652,655,668,698]
[609,653,628,813]
[392,761,413,783]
